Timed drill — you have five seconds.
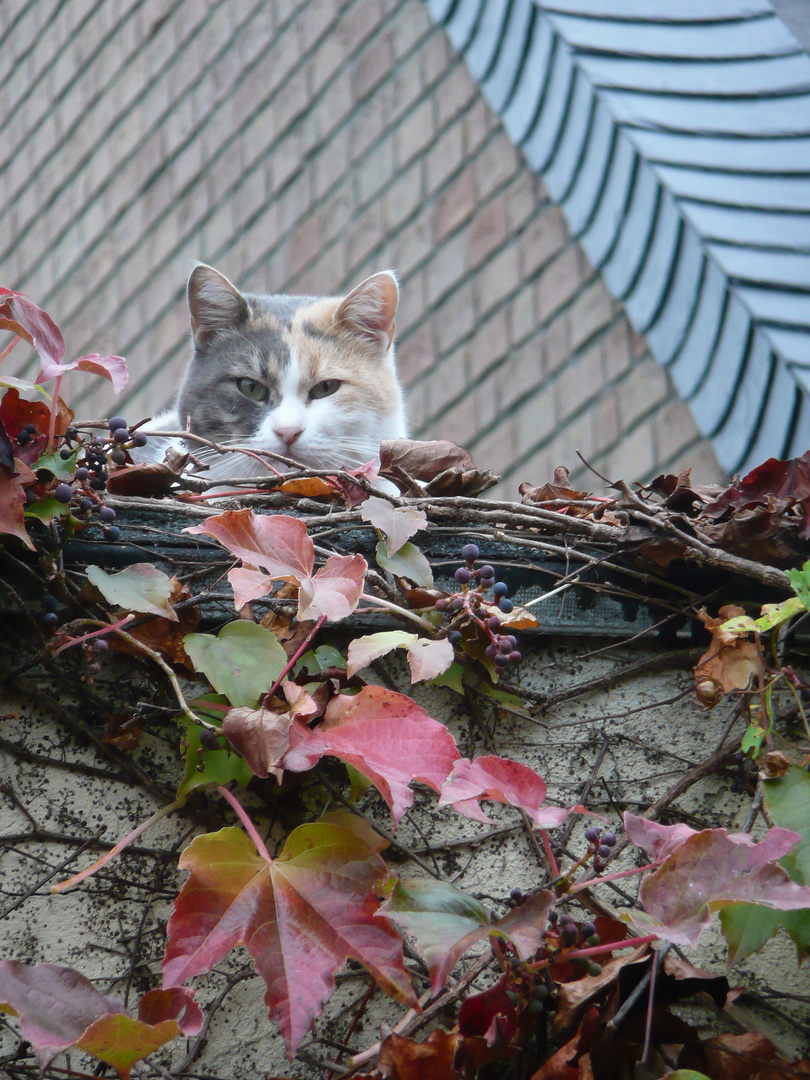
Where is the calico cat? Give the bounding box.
[145,264,407,479]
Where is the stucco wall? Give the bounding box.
[1,0,724,494]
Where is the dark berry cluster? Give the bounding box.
[584,825,617,872]
[549,910,602,975]
[435,543,522,677]
[38,592,60,633]
[730,752,758,794]
[49,417,148,540]
[16,422,38,446]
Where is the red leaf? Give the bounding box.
[298,552,367,621]
[35,351,129,393]
[222,682,320,778]
[0,387,73,440]
[438,756,579,828]
[628,820,810,947]
[458,974,518,1044]
[187,509,314,579]
[0,961,200,1078]
[0,470,35,549]
[0,289,65,366]
[162,822,417,1055]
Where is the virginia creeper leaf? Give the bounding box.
[35,352,129,393]
[0,961,200,1078]
[184,621,287,707]
[186,509,314,578]
[0,470,35,549]
[86,563,178,621]
[720,766,810,963]
[375,539,434,587]
[438,755,581,828]
[277,686,460,825]
[347,631,454,682]
[627,820,810,950]
[381,879,555,992]
[222,682,320,778]
[360,496,427,555]
[177,709,253,799]
[297,552,367,621]
[162,823,417,1054]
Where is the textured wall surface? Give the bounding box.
[1,0,724,495]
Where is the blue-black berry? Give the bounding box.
[454,567,472,584]
[99,506,116,523]
[493,581,509,599]
[112,427,130,443]
[103,525,121,541]
[447,630,462,645]
[54,483,72,503]
[42,594,58,612]
[461,543,480,562]
[499,598,514,614]
[108,416,127,432]
[478,564,495,580]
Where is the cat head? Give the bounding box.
[175,264,406,473]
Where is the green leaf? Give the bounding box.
[741,724,766,757]
[786,560,810,612]
[183,621,288,707]
[429,661,465,694]
[86,563,178,621]
[24,497,70,524]
[35,449,78,480]
[177,704,253,799]
[717,769,810,964]
[375,539,433,588]
[765,765,810,884]
[294,645,347,676]
[667,1072,711,1080]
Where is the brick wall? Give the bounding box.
[2,0,724,496]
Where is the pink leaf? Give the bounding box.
[0,289,65,366]
[277,686,460,825]
[228,566,275,608]
[297,553,367,621]
[187,510,314,579]
[439,755,566,828]
[36,352,129,394]
[346,631,454,682]
[0,961,201,1078]
[623,813,699,862]
[631,827,810,948]
[163,823,416,1055]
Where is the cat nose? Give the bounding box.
[274,423,303,447]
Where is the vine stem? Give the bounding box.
[359,592,434,630]
[0,334,20,365]
[50,614,134,655]
[47,373,63,453]
[51,797,187,893]
[112,625,216,730]
[525,933,658,972]
[217,785,273,861]
[569,861,658,893]
[260,615,326,707]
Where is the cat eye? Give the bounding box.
[309,379,342,400]
[236,378,268,402]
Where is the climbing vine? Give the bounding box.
[1,288,809,1080]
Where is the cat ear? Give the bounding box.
[334,271,399,352]
[188,264,250,346]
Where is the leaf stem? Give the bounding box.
[0,334,20,365]
[52,797,186,892]
[260,614,326,707]
[50,614,135,655]
[47,373,63,452]
[359,592,434,631]
[569,862,658,893]
[217,785,273,861]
